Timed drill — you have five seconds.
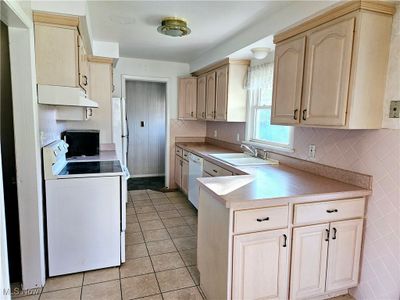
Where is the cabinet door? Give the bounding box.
[205,72,216,120]
[232,229,289,300]
[181,159,189,194]
[174,156,182,188]
[301,18,355,126]
[78,36,89,92]
[197,75,207,119]
[215,65,228,121]
[326,219,363,292]
[271,36,305,125]
[178,78,197,120]
[291,224,329,299]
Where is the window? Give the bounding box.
[245,62,293,150]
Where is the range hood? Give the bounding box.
[37,85,99,108]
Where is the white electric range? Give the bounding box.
[43,140,128,277]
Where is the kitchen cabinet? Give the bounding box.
[215,65,229,121]
[271,1,395,129]
[178,77,197,120]
[78,36,89,93]
[205,72,216,120]
[203,160,233,177]
[232,229,288,300]
[175,155,182,188]
[197,75,207,120]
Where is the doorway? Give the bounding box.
[0,21,22,283]
[125,80,166,190]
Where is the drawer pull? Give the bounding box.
[326,209,338,213]
[283,234,287,247]
[256,217,269,222]
[325,229,330,242]
[212,169,218,173]
[332,227,337,240]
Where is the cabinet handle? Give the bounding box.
[180,161,183,166]
[256,217,269,222]
[202,112,205,118]
[293,109,298,120]
[83,75,88,86]
[325,229,330,242]
[332,227,337,240]
[283,234,287,247]
[212,169,218,173]
[302,109,307,121]
[191,112,194,117]
[326,209,338,213]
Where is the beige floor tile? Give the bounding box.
[120,257,153,278]
[126,243,148,260]
[126,214,139,224]
[165,192,184,198]
[136,206,156,214]
[138,212,160,222]
[40,287,81,300]
[143,229,170,242]
[126,231,144,245]
[10,283,41,299]
[151,252,185,272]
[146,240,176,256]
[173,203,192,210]
[183,216,197,225]
[151,198,171,205]
[43,273,83,292]
[11,295,40,300]
[126,207,136,216]
[135,295,162,300]
[154,204,176,212]
[121,274,160,299]
[180,249,197,266]
[167,226,194,239]
[147,190,163,195]
[162,217,187,228]
[81,280,121,300]
[330,295,354,300]
[126,222,141,233]
[156,268,195,292]
[178,208,197,217]
[83,267,119,285]
[130,190,147,195]
[140,220,165,231]
[148,194,168,199]
[162,287,203,300]
[187,266,200,285]
[190,225,198,235]
[158,210,181,220]
[173,237,197,251]
[131,194,150,201]
[133,200,153,207]
[169,197,187,204]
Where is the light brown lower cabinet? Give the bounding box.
[232,229,289,300]
[175,155,182,188]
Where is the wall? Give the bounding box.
[38,105,65,146]
[206,122,245,145]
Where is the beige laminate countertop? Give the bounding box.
[176,142,371,209]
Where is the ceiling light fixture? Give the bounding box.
[157,17,191,37]
[251,47,271,60]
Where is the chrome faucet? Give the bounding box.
[241,144,258,157]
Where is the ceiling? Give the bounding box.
[229,35,275,60]
[88,1,292,63]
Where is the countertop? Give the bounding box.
[176,142,371,209]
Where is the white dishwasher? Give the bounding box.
[188,153,203,209]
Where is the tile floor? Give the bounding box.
[11,189,202,300]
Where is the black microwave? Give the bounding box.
[61,130,100,158]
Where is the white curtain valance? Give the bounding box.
[245,62,274,91]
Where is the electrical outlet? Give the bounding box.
[308,144,316,159]
[214,130,218,138]
[389,100,400,118]
[236,133,240,142]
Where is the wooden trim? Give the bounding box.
[273,0,395,43]
[33,12,79,27]
[87,55,113,64]
[192,58,249,76]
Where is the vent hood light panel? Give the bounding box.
[37,85,99,108]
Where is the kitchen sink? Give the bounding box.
[209,153,279,166]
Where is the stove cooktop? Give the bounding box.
[59,160,122,176]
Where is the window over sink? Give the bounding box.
[245,61,293,151]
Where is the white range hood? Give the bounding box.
[37,85,99,108]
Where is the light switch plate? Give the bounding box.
[389,100,400,118]
[308,144,316,159]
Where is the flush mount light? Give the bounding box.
[251,47,271,60]
[157,17,191,37]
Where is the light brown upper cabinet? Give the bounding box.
[271,1,395,129]
[178,77,197,120]
[197,75,207,120]
[33,12,90,92]
[193,59,249,122]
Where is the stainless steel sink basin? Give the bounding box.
[209,153,279,166]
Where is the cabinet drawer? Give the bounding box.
[182,150,190,161]
[234,206,288,234]
[203,160,233,177]
[293,198,365,226]
[175,147,183,157]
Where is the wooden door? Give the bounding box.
[197,75,207,119]
[326,219,363,292]
[178,77,197,120]
[78,36,89,92]
[291,224,329,299]
[181,159,189,194]
[301,18,355,126]
[271,36,305,125]
[205,72,216,120]
[232,229,289,300]
[174,156,182,188]
[215,65,228,121]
